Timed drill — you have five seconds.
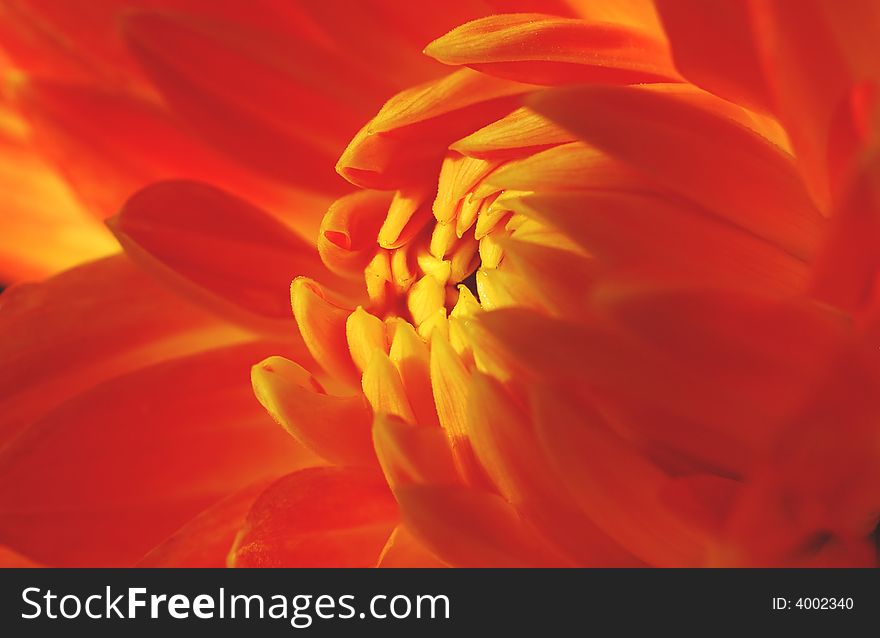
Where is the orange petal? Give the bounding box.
[425,13,679,86]
[654,0,772,113]
[564,0,663,34]
[396,484,573,567]
[377,185,434,250]
[0,255,255,444]
[492,238,594,318]
[0,544,42,568]
[723,351,880,566]
[429,332,494,487]
[810,153,880,313]
[433,153,503,223]
[531,385,708,566]
[318,190,391,278]
[346,306,388,373]
[376,525,448,567]
[388,318,440,429]
[362,351,417,424]
[111,180,361,329]
[372,413,460,490]
[486,141,651,193]
[748,0,874,210]
[0,341,314,566]
[450,106,576,158]
[475,266,542,312]
[529,85,823,260]
[337,68,530,190]
[122,9,376,194]
[252,356,376,468]
[468,373,643,566]
[229,467,398,567]
[9,77,303,222]
[291,277,360,389]
[291,0,453,90]
[476,288,849,476]
[508,190,810,295]
[0,105,117,280]
[138,481,271,567]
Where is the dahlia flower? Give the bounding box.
[1,0,879,568]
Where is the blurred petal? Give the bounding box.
[0,110,117,280]
[748,0,880,209]
[468,374,643,566]
[529,85,823,260]
[531,385,708,566]
[509,191,810,295]
[121,10,372,194]
[0,255,256,443]
[0,544,42,567]
[396,484,573,567]
[810,153,880,313]
[9,77,298,220]
[111,180,361,329]
[229,467,398,567]
[0,341,314,566]
[376,525,447,568]
[476,288,848,475]
[655,0,772,112]
[138,481,271,567]
[372,413,460,490]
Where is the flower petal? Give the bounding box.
[345,306,389,373]
[475,288,849,476]
[111,180,361,329]
[362,351,417,424]
[0,255,254,443]
[229,467,398,567]
[424,14,679,86]
[486,141,652,192]
[450,106,575,158]
[337,69,530,190]
[376,525,448,568]
[0,544,42,568]
[810,153,880,313]
[318,190,392,278]
[372,413,461,490]
[748,0,880,209]
[0,341,314,566]
[654,0,772,112]
[121,9,375,194]
[138,481,270,567]
[723,351,880,566]
[388,318,440,428]
[529,85,824,260]
[0,113,117,280]
[252,356,376,468]
[468,373,643,566]
[291,277,360,389]
[396,484,573,567]
[9,77,300,221]
[508,190,810,295]
[530,384,709,566]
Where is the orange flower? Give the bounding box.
[2,1,880,567]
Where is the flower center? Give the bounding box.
[359,152,521,337]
